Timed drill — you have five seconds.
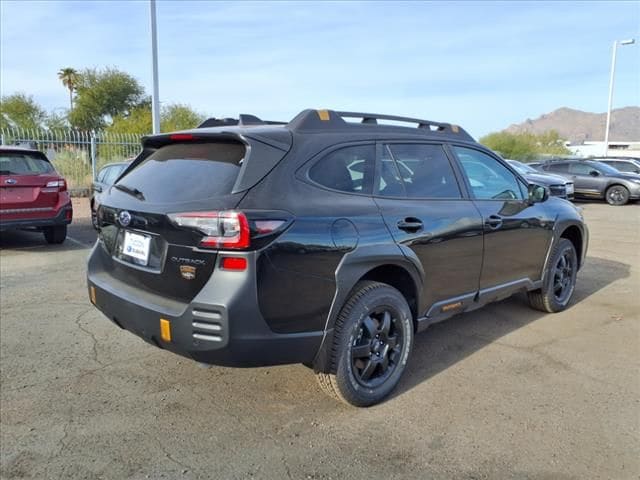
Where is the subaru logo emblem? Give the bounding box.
[5,179,17,185]
[118,210,132,227]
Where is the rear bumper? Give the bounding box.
[87,244,323,367]
[0,203,72,231]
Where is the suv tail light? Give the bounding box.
[168,211,250,249]
[45,180,67,192]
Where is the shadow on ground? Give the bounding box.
[0,218,96,251]
[394,255,630,398]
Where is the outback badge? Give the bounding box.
[179,265,197,280]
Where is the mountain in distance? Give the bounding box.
[505,106,639,144]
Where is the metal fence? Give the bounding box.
[0,127,143,190]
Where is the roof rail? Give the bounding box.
[287,109,474,141]
[198,114,286,129]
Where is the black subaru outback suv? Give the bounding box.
[88,109,588,406]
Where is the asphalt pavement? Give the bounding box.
[1,199,638,479]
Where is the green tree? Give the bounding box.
[480,130,570,161]
[68,67,145,130]
[0,93,47,130]
[107,103,205,135]
[160,103,205,132]
[57,67,79,110]
[44,111,69,131]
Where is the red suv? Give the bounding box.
[0,146,73,243]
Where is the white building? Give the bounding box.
[567,141,640,158]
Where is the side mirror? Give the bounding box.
[589,170,600,177]
[528,184,548,204]
[94,185,103,193]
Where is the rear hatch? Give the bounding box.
[96,132,291,303]
[0,150,64,221]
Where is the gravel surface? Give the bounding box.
[1,200,638,479]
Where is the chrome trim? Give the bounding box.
[193,333,223,342]
[192,321,222,332]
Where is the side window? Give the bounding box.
[616,162,636,173]
[546,162,569,172]
[102,166,121,185]
[453,146,525,200]
[97,166,109,183]
[568,162,593,175]
[308,144,374,194]
[383,144,461,198]
[376,145,406,197]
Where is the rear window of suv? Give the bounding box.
[117,142,245,202]
[0,152,54,175]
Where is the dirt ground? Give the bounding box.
[1,199,638,479]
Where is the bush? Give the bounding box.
[480,130,570,161]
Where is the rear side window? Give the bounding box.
[568,162,594,175]
[384,144,461,198]
[117,142,245,202]
[545,163,569,173]
[309,144,374,194]
[0,152,54,175]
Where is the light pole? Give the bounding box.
[603,38,635,156]
[150,0,161,134]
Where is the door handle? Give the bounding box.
[397,218,423,232]
[485,214,503,230]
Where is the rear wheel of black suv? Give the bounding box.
[316,281,413,407]
[605,185,630,206]
[528,238,577,313]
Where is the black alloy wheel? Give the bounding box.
[552,250,574,304]
[350,308,404,388]
[316,281,413,407]
[528,238,577,313]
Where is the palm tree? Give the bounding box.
[57,68,79,110]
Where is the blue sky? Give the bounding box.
[1,0,638,138]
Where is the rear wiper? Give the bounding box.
[114,183,145,201]
[0,170,16,175]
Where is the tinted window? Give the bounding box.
[454,147,524,200]
[118,142,245,202]
[376,145,406,196]
[309,144,374,194]
[97,166,109,183]
[545,163,569,172]
[102,166,122,186]
[0,152,54,175]
[568,162,595,175]
[383,144,461,198]
[614,162,640,173]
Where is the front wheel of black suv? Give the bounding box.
[605,185,630,206]
[528,238,577,313]
[43,225,67,244]
[316,281,413,407]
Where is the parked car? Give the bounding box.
[0,146,72,243]
[506,159,574,199]
[91,161,131,229]
[590,157,640,175]
[536,159,640,205]
[87,109,588,406]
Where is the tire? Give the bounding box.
[91,209,99,230]
[528,238,577,313]
[316,281,413,407]
[605,185,630,206]
[43,225,67,244]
